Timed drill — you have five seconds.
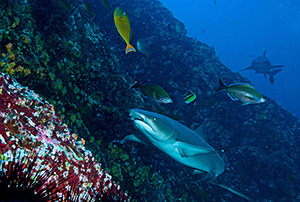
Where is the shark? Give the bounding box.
[239,49,284,79]
[126,109,253,201]
[125,108,225,178]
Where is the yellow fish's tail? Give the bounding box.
[125,44,136,54]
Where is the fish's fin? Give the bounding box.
[130,30,134,44]
[124,134,146,145]
[183,87,195,94]
[242,102,250,106]
[194,119,207,141]
[91,14,96,22]
[125,43,136,54]
[175,141,218,157]
[118,36,126,44]
[263,49,267,56]
[129,77,140,89]
[215,78,228,93]
[153,92,157,99]
[245,95,255,101]
[227,92,238,101]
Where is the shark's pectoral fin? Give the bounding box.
[124,134,147,145]
[176,141,218,157]
[239,66,253,72]
[271,65,284,69]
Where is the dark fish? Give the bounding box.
[183,89,196,104]
[130,78,172,104]
[215,78,265,105]
[176,21,187,36]
[84,2,95,18]
[59,0,71,12]
[100,0,111,12]
[137,38,155,63]
[114,7,136,54]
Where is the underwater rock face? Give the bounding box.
[0,73,127,201]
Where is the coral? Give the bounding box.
[0,73,128,201]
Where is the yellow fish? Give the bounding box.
[114,7,136,54]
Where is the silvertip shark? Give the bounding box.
[239,49,284,80]
[125,108,225,178]
[125,108,253,201]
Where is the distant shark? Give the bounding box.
[239,49,284,80]
[125,108,225,178]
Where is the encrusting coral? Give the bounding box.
[0,73,128,201]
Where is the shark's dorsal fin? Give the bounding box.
[124,134,147,145]
[263,49,267,56]
[175,141,218,157]
[194,119,207,141]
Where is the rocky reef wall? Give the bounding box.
[0,0,299,201]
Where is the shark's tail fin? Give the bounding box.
[211,181,253,201]
[214,78,228,93]
[271,65,284,69]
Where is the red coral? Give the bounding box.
[0,73,127,201]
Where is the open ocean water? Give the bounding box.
[160,0,300,119]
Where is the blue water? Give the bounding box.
[160,0,300,119]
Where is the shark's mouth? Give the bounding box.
[132,117,154,132]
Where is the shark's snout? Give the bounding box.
[129,109,145,121]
